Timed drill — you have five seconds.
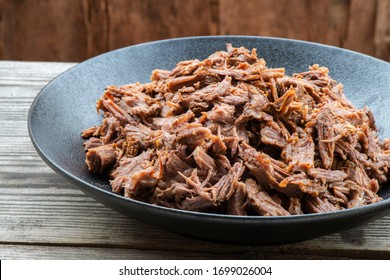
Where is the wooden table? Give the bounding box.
[1,61,389,260]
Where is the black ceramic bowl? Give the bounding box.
[28,36,390,244]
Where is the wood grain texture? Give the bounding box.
[220,0,329,41]
[1,61,390,259]
[106,0,217,49]
[0,245,256,260]
[1,245,361,260]
[343,0,377,56]
[81,0,110,58]
[375,0,390,61]
[0,0,389,62]
[0,0,87,61]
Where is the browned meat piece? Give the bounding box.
[277,76,319,97]
[82,44,390,216]
[123,168,159,199]
[246,179,290,216]
[151,182,194,208]
[152,110,194,131]
[100,117,121,144]
[272,88,296,115]
[165,150,192,175]
[296,64,333,88]
[114,87,162,121]
[177,76,232,108]
[175,124,212,150]
[180,195,215,211]
[329,180,382,209]
[235,92,270,124]
[177,169,215,211]
[283,129,315,172]
[207,103,235,123]
[167,72,206,91]
[150,69,172,81]
[81,126,99,138]
[377,152,390,167]
[348,185,382,208]
[227,181,247,216]
[110,150,158,197]
[343,163,380,192]
[83,137,102,151]
[288,197,304,215]
[102,99,136,125]
[85,144,116,174]
[212,162,245,203]
[308,168,348,182]
[221,91,250,106]
[316,108,336,169]
[305,195,342,213]
[238,143,282,190]
[225,43,257,66]
[279,173,327,196]
[260,122,287,148]
[169,59,205,77]
[193,146,216,171]
[382,139,390,150]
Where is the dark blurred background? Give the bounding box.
[0,0,389,62]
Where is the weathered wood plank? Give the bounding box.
[374,0,390,61]
[0,61,75,86]
[220,0,334,42]
[2,244,366,260]
[0,244,256,260]
[106,0,217,49]
[323,0,350,47]
[0,0,389,62]
[1,61,390,260]
[81,0,110,59]
[343,0,378,56]
[220,0,327,41]
[1,182,390,259]
[0,0,87,61]
[1,244,360,260]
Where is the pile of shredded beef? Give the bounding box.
[82,44,390,216]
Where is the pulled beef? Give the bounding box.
[82,44,390,216]
[245,179,290,216]
[85,144,116,174]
